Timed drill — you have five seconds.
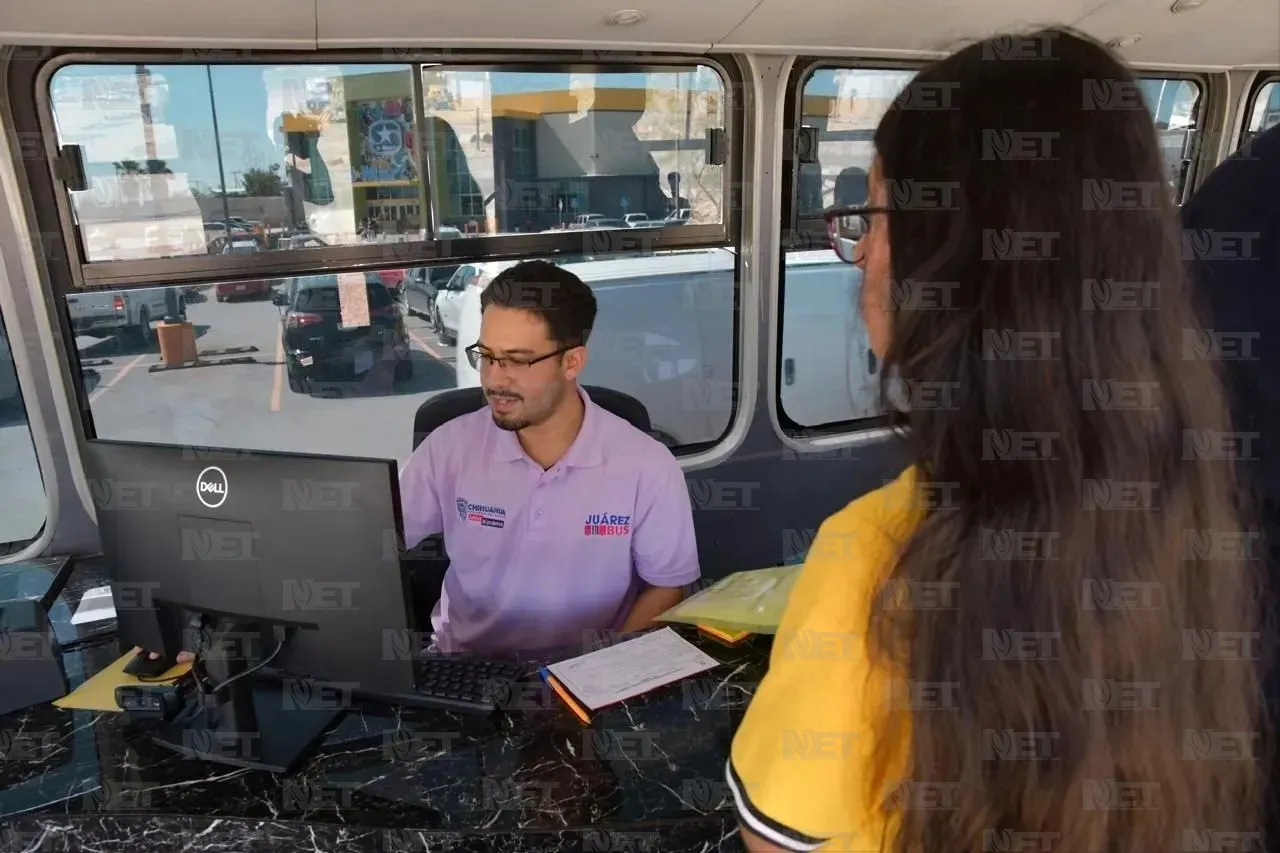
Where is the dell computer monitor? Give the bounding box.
[82,438,419,700]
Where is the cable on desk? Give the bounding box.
[199,638,286,695]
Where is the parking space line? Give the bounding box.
[270,335,284,412]
[408,330,444,361]
[88,353,148,403]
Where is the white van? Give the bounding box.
[452,249,872,445]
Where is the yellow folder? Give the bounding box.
[658,565,802,635]
[54,647,192,712]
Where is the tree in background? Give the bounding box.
[113,159,173,175]
[111,159,174,203]
[241,164,284,196]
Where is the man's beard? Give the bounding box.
[491,410,532,431]
[485,389,537,431]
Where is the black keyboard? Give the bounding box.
[410,656,529,715]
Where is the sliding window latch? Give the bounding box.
[54,145,88,192]
[705,127,728,166]
[795,127,819,164]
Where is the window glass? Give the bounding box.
[69,248,733,460]
[1137,77,1201,199]
[421,66,725,233]
[0,308,46,547]
[779,68,1201,431]
[1244,80,1280,142]
[782,68,912,428]
[793,68,916,219]
[49,63,417,262]
[47,61,727,264]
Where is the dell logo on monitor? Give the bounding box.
[196,466,228,509]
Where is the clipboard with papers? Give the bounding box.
[540,627,721,723]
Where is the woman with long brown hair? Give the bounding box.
[727,27,1267,853]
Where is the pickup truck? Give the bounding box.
[65,287,186,346]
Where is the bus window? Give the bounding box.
[780,66,913,430]
[44,58,739,461]
[65,248,735,463]
[778,65,1204,434]
[422,65,726,233]
[0,307,46,549]
[1244,78,1280,144]
[1137,77,1202,201]
[48,63,416,262]
[45,61,728,269]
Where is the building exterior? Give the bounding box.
[276,67,726,239]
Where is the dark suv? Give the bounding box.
[274,274,413,393]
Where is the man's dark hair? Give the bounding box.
[480,260,597,348]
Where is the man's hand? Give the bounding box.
[142,649,195,664]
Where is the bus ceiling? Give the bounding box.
[0,0,1276,69]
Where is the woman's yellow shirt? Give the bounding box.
[726,465,922,852]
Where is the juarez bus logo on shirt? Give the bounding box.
[584,513,631,537]
[456,497,506,529]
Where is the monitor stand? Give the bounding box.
[149,618,342,774]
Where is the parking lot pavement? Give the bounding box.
[78,289,459,468]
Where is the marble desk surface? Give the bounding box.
[0,557,769,851]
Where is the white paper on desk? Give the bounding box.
[70,585,116,625]
[546,627,721,711]
[337,271,370,329]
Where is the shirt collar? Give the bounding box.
[490,385,604,468]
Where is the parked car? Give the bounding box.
[404,264,460,324]
[65,286,185,346]
[433,261,522,347]
[273,274,412,393]
[375,268,407,300]
[215,241,272,301]
[215,279,272,301]
[276,234,328,250]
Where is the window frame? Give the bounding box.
[8,48,745,459]
[783,59,923,250]
[777,58,923,439]
[776,59,1210,439]
[1240,72,1280,144]
[31,50,741,293]
[1131,70,1208,206]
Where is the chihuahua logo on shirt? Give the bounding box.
[457,497,506,529]
[584,513,631,537]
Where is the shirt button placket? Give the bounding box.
[531,476,546,534]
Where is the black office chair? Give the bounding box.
[404,385,652,623]
[411,385,650,451]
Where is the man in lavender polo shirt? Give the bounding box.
[399,260,700,653]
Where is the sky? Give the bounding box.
[47,63,721,192]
